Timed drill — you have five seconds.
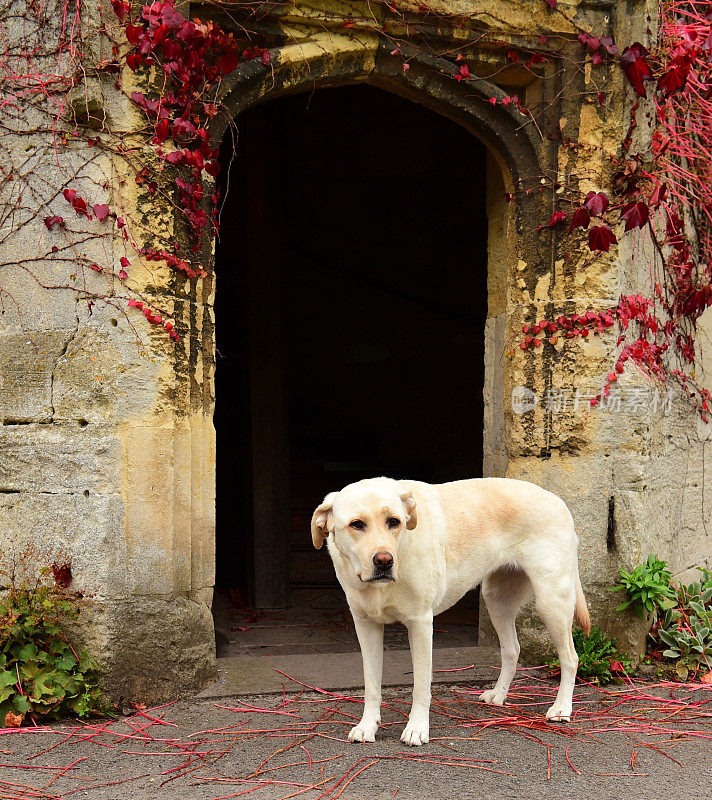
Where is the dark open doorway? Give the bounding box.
[214,84,488,642]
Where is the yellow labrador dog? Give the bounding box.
[311,477,590,746]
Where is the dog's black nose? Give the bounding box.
[373,552,394,571]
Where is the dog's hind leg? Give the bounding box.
[480,567,532,707]
[530,575,579,722]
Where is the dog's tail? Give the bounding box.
[573,563,591,636]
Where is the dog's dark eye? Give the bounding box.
[350,520,365,531]
[387,517,401,529]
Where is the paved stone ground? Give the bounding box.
[215,590,480,659]
[2,670,711,800]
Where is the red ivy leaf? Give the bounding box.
[126,53,143,71]
[153,118,170,144]
[568,206,591,233]
[44,215,64,229]
[538,210,567,231]
[110,0,129,21]
[51,562,72,588]
[658,55,692,97]
[584,191,609,216]
[620,201,649,231]
[620,42,651,97]
[120,256,130,268]
[649,182,668,208]
[93,204,110,221]
[459,63,470,80]
[588,224,617,252]
[601,36,618,56]
[125,23,143,44]
[63,188,76,203]
[544,0,557,9]
[69,196,90,218]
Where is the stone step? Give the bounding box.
[197,646,501,698]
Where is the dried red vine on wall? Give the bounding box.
[1,0,709,411]
[518,0,711,419]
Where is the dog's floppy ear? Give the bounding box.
[311,492,338,549]
[399,486,418,530]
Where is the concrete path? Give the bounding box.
[2,658,711,800]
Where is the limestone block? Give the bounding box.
[0,264,80,334]
[699,306,712,394]
[483,313,507,477]
[52,312,167,425]
[68,595,217,703]
[0,423,122,494]
[0,330,77,423]
[121,423,196,596]
[0,492,127,596]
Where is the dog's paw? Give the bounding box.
[479,688,507,706]
[545,703,572,722]
[400,717,429,747]
[348,718,379,743]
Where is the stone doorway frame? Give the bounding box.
[204,34,551,608]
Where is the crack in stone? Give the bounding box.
[49,301,81,423]
[0,488,88,496]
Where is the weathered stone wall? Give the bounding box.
[0,0,710,702]
[0,0,216,701]
[487,0,712,658]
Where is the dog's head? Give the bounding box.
[310,478,417,585]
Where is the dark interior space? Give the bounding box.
[214,84,489,637]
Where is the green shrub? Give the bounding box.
[0,555,105,726]
[611,556,712,680]
[654,571,712,680]
[611,554,677,618]
[549,626,632,684]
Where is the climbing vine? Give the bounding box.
[519,3,712,418]
[0,0,710,417]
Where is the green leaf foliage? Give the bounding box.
[613,558,712,680]
[652,568,712,677]
[610,555,676,618]
[549,626,632,684]
[0,585,105,726]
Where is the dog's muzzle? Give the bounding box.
[368,551,395,582]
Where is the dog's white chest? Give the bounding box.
[351,589,402,625]
[365,605,400,625]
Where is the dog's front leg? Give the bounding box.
[349,614,384,743]
[402,615,433,746]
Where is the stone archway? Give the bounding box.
[57,32,554,705]
[204,37,550,610]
